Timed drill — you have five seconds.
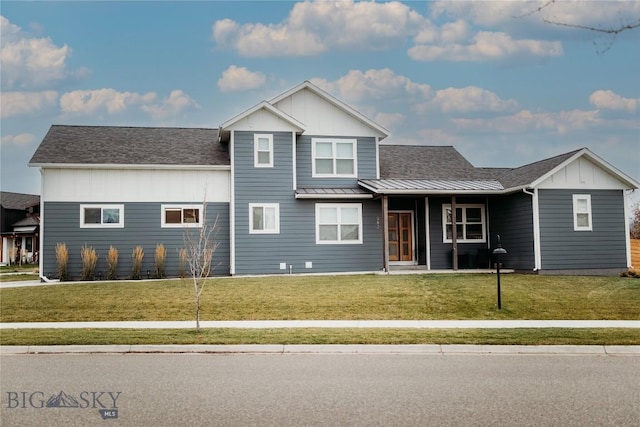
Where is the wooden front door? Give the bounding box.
[388,212,413,262]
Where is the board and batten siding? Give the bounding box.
[41,168,230,203]
[42,202,230,279]
[538,189,627,270]
[296,135,378,188]
[233,130,383,275]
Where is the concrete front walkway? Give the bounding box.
[2,320,640,329]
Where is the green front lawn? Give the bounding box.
[2,274,639,322]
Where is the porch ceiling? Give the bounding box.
[358,178,504,194]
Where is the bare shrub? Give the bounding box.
[80,244,98,280]
[131,246,144,280]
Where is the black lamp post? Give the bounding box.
[492,235,507,310]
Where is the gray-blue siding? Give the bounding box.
[42,202,230,279]
[538,189,627,270]
[233,131,383,274]
[489,193,535,271]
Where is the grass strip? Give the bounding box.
[1,328,639,346]
[2,274,639,322]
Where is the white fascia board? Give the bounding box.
[29,163,230,171]
[269,81,390,140]
[220,101,306,133]
[529,148,640,189]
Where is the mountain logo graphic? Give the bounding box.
[46,391,80,408]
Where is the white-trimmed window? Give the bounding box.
[161,205,202,228]
[312,138,357,177]
[572,194,592,231]
[249,203,280,234]
[442,204,486,243]
[80,204,124,228]
[316,203,362,244]
[254,134,273,167]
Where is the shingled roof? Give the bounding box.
[29,125,229,166]
[0,192,40,210]
[380,145,481,180]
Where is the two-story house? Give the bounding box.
[29,81,638,279]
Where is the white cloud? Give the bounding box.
[59,88,199,120]
[0,15,88,89]
[217,66,266,92]
[417,128,459,144]
[429,0,640,33]
[59,88,156,115]
[418,86,519,114]
[374,112,405,130]
[409,31,563,62]
[141,90,200,120]
[1,133,36,147]
[311,68,432,103]
[0,90,58,118]
[589,90,638,112]
[212,0,424,57]
[452,109,600,135]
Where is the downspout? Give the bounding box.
[229,130,236,275]
[382,195,390,273]
[523,188,541,271]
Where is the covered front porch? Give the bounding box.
[359,178,534,273]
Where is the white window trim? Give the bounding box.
[161,204,203,228]
[80,204,124,228]
[312,138,358,178]
[442,204,486,243]
[572,194,593,231]
[254,134,274,168]
[249,203,280,234]
[315,203,363,244]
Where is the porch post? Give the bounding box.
[382,195,390,273]
[451,195,458,270]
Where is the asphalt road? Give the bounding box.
[1,353,639,426]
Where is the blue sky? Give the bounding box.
[1,1,639,206]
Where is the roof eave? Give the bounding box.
[219,100,306,134]
[28,163,231,171]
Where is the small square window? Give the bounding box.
[249,203,280,234]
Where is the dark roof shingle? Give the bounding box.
[380,145,480,180]
[29,125,229,166]
[0,192,40,210]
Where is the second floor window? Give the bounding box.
[254,134,273,167]
[312,138,357,178]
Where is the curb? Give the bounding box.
[1,344,639,356]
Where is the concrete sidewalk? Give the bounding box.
[2,319,640,329]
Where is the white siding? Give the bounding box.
[42,168,230,202]
[537,157,628,190]
[274,88,383,137]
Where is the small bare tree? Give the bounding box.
[630,203,640,239]
[182,202,220,332]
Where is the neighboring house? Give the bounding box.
[29,81,639,279]
[0,191,40,265]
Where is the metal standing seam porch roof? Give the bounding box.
[358,178,504,195]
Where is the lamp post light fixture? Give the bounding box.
[492,235,507,310]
